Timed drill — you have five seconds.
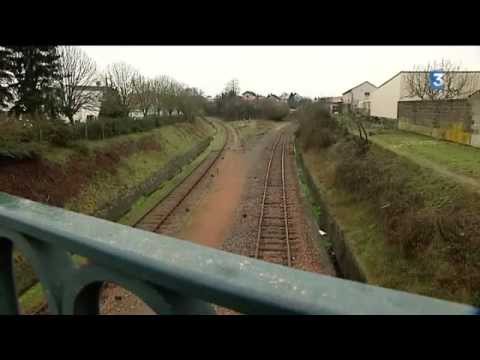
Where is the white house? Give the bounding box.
[129,108,166,118]
[370,71,480,119]
[69,84,106,122]
[342,81,377,111]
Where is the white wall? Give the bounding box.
[350,82,377,107]
[371,72,480,119]
[73,106,101,122]
[342,92,353,104]
[342,82,377,108]
[370,74,403,119]
[71,89,103,122]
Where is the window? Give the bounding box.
[365,92,370,97]
[86,115,95,122]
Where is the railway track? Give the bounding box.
[30,120,229,315]
[254,132,296,267]
[135,120,230,235]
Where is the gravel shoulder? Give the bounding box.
[102,120,335,315]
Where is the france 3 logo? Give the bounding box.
[429,70,445,91]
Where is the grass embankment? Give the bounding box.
[304,147,458,299]
[370,130,480,182]
[65,119,214,215]
[297,104,480,306]
[119,118,226,226]
[338,113,480,184]
[11,117,216,313]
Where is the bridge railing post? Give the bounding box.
[0,192,478,315]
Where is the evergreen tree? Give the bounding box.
[0,47,15,109]
[99,86,128,118]
[5,46,61,116]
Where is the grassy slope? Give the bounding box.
[371,130,480,181]
[119,118,226,226]
[15,118,216,313]
[64,119,214,215]
[302,142,477,305]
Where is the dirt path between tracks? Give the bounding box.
[177,136,246,248]
[101,121,247,315]
[101,120,334,315]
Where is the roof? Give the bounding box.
[376,71,403,89]
[318,96,343,103]
[342,81,377,95]
[242,91,256,96]
[376,71,480,89]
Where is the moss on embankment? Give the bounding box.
[3,117,218,313]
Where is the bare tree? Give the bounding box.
[105,62,139,113]
[151,75,171,116]
[131,74,155,117]
[224,78,240,97]
[57,46,99,124]
[405,59,475,100]
[163,78,183,116]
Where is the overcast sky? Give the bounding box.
[80,46,480,98]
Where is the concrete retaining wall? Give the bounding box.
[295,140,366,283]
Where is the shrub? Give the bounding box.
[69,143,91,156]
[0,144,40,161]
[436,203,480,294]
[215,96,290,122]
[46,120,73,147]
[297,102,341,151]
[258,99,290,121]
[334,140,436,257]
[390,208,436,258]
[0,114,36,143]
[1,112,186,153]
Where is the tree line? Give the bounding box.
[205,79,295,121]
[0,46,206,124]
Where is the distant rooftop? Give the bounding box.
[342,81,377,95]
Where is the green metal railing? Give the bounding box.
[0,192,478,315]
